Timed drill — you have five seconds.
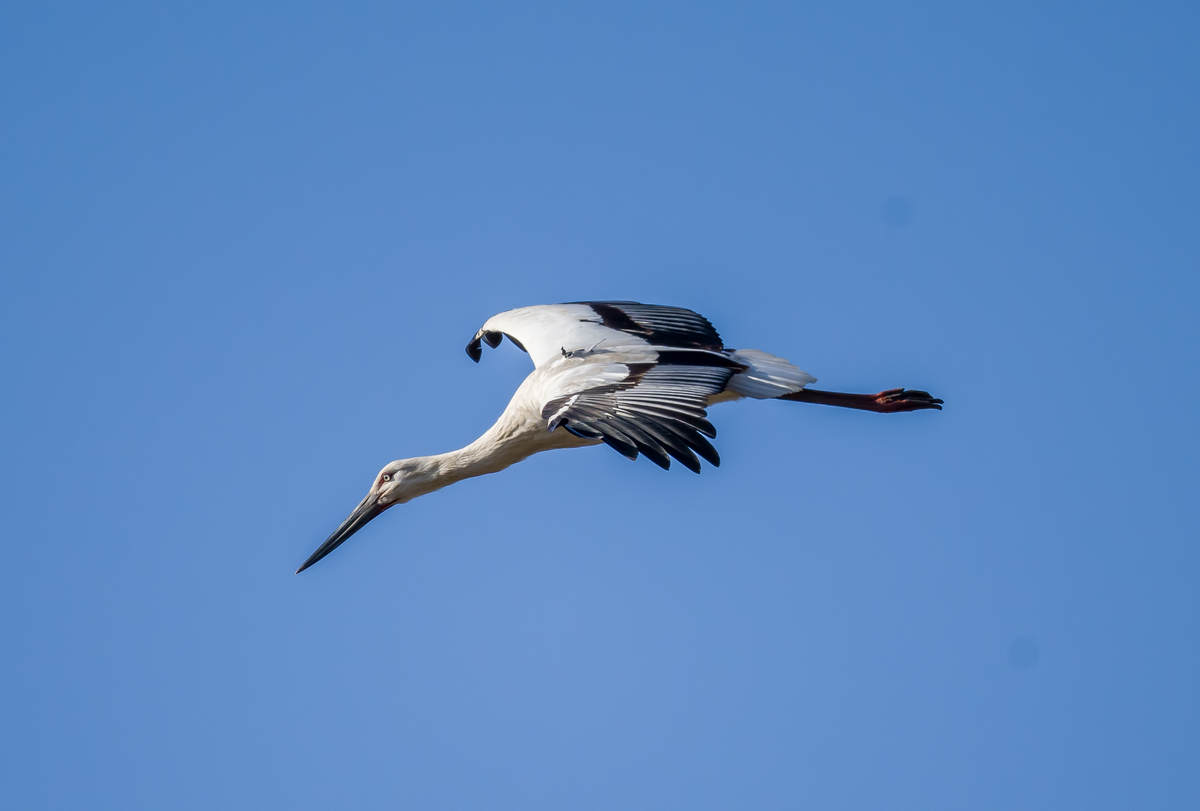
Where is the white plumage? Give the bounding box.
[298,301,942,572]
[726,348,818,399]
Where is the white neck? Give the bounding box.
[402,411,546,498]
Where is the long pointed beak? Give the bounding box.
[297,492,385,573]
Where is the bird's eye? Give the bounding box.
[381,473,391,483]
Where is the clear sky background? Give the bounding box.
[3,2,1198,809]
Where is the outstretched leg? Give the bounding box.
[779,387,943,413]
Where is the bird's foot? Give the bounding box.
[872,388,944,412]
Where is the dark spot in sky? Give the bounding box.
[881,196,914,227]
[1008,637,1040,669]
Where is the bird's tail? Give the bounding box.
[726,349,817,398]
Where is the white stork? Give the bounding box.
[297,301,942,572]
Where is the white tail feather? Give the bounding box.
[727,349,816,399]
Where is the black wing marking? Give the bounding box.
[542,352,743,473]
[466,330,527,362]
[575,301,724,351]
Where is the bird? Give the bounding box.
[297,301,942,573]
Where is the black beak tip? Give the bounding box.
[294,545,335,575]
[297,496,385,575]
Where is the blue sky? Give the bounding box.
[3,2,1197,809]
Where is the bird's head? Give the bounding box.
[296,457,442,573]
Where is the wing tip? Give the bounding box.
[465,337,482,362]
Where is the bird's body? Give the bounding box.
[298,301,942,572]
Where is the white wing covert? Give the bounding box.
[466,301,724,368]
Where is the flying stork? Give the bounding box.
[297,301,942,573]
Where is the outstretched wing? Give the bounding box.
[466,301,724,368]
[540,349,744,473]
